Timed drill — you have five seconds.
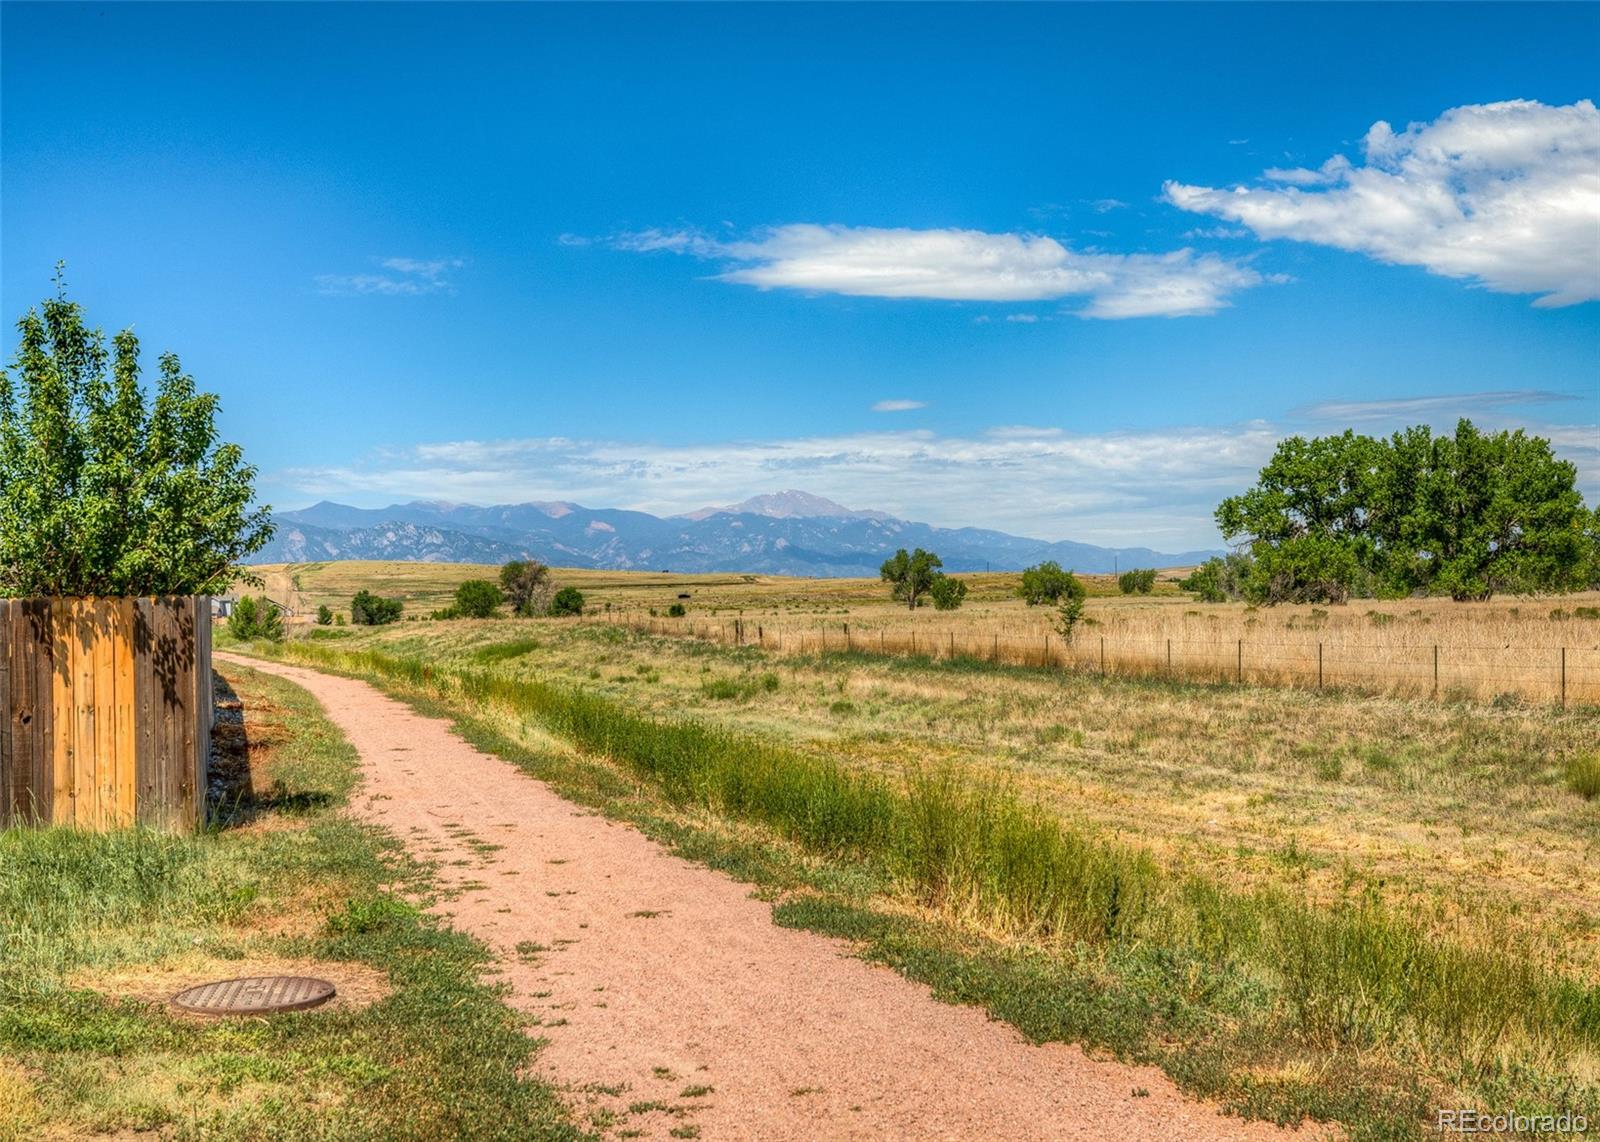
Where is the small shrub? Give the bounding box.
[315,604,333,625]
[929,575,968,611]
[1566,755,1600,801]
[454,579,503,619]
[760,672,780,693]
[1574,606,1600,620]
[351,590,402,625]
[1117,568,1157,594]
[668,603,686,618]
[549,587,585,617]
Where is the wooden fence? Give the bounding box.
[1,597,212,831]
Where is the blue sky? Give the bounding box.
[3,2,1597,548]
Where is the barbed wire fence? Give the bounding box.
[580,610,1597,709]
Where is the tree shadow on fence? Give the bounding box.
[207,670,332,828]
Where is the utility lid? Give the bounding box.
[171,975,335,1016]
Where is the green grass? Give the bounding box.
[1567,754,1600,800]
[255,639,1600,1141]
[0,663,579,1141]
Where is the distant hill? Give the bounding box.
[252,490,1223,575]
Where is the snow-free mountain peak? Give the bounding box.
[678,489,892,522]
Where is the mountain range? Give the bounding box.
[251,490,1223,576]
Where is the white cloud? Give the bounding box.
[1165,99,1600,307]
[609,223,1268,319]
[1301,390,1583,422]
[316,256,465,296]
[1004,313,1040,323]
[871,399,927,412]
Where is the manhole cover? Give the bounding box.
[171,975,336,1015]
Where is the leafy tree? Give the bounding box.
[0,267,272,597]
[928,575,967,610]
[316,604,333,625]
[1219,421,1592,603]
[351,589,402,625]
[227,595,282,642]
[1374,421,1593,600]
[549,586,585,616]
[1216,429,1378,604]
[1019,561,1077,605]
[880,548,946,609]
[1117,568,1157,594]
[453,579,503,618]
[1180,553,1253,603]
[500,559,551,616]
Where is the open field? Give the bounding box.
[237,588,1600,1140]
[254,560,1600,705]
[0,661,575,1139]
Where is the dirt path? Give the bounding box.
[219,653,1306,1141]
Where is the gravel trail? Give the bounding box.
[219,652,1306,1141]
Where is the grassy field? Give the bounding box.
[0,662,577,1140]
[239,594,1600,1141]
[254,560,1600,704]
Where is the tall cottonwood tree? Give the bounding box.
[1217,420,1594,602]
[0,269,272,596]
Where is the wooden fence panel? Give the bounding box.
[1,597,210,831]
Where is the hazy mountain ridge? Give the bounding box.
[253,492,1222,574]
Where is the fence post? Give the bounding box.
[1560,646,1566,710]
[950,631,955,659]
[911,630,916,655]
[1433,644,1438,699]
[844,622,850,651]
[1236,639,1243,685]
[880,631,885,655]
[1166,638,1171,674]
[992,633,998,662]
[1317,642,1323,689]
[1100,636,1106,675]
[1044,633,1051,665]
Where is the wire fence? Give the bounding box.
[582,612,1598,709]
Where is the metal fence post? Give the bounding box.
[1100,636,1106,675]
[1317,642,1323,690]
[1561,646,1567,710]
[1433,644,1439,699]
[1236,639,1243,684]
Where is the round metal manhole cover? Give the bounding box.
[171,975,336,1016]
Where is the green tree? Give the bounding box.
[315,604,333,625]
[351,589,402,625]
[1117,567,1157,594]
[1375,420,1593,600]
[1180,553,1253,603]
[1219,420,1592,603]
[0,268,272,597]
[453,579,503,618]
[1018,561,1077,605]
[227,595,282,642]
[499,559,551,616]
[549,586,585,616]
[880,548,945,609]
[928,575,968,610]
[1216,429,1379,604]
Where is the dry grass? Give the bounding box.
[253,561,1600,704]
[311,613,1600,985]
